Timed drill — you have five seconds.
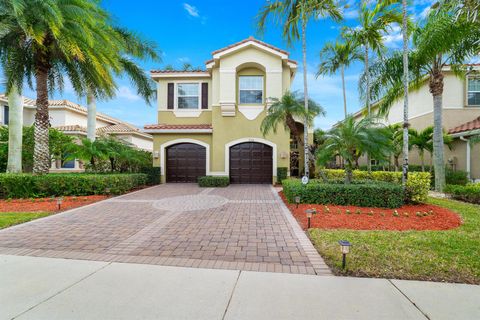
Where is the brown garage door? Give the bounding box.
[166,143,206,183]
[229,142,273,184]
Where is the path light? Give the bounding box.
[56,197,63,211]
[305,209,315,229]
[295,196,300,208]
[105,187,111,196]
[338,240,351,269]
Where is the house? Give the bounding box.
[0,94,153,171]
[144,37,309,184]
[350,65,480,181]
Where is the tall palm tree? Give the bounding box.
[260,91,325,146]
[5,84,23,173]
[410,126,433,171]
[367,8,480,191]
[401,0,410,186]
[257,0,342,179]
[316,38,362,118]
[347,0,403,171]
[0,0,158,173]
[317,115,391,183]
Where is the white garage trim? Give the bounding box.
[224,137,277,176]
[159,139,210,176]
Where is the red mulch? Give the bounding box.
[279,192,462,231]
[0,195,108,213]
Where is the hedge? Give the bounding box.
[0,173,148,199]
[283,179,404,208]
[198,176,230,187]
[445,184,480,204]
[318,169,431,203]
[277,167,288,184]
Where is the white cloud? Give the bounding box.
[117,86,141,101]
[342,0,359,20]
[183,3,199,17]
[383,25,403,48]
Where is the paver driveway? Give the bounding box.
[0,185,330,275]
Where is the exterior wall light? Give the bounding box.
[295,196,300,208]
[338,240,351,269]
[56,197,63,210]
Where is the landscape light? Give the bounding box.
[338,240,351,269]
[105,187,111,195]
[305,209,315,229]
[56,197,63,210]
[295,196,300,208]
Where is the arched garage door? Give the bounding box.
[229,142,273,184]
[166,143,206,183]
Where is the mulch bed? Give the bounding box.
[0,195,108,213]
[280,192,462,231]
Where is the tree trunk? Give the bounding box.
[430,69,446,191]
[110,157,115,172]
[341,65,347,118]
[87,92,96,141]
[402,0,409,186]
[365,44,371,173]
[420,151,425,172]
[345,159,353,184]
[33,67,51,174]
[6,86,23,173]
[301,16,310,179]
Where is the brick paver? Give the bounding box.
[0,184,331,275]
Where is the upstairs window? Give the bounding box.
[177,83,199,109]
[467,77,480,106]
[3,106,9,125]
[239,76,263,104]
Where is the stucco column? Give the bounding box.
[219,68,236,116]
[265,69,283,101]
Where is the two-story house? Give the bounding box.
[351,65,480,181]
[145,37,309,184]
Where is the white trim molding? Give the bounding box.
[159,139,210,176]
[150,72,211,79]
[224,137,277,176]
[212,40,288,60]
[145,129,213,134]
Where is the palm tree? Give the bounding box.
[260,91,325,147]
[401,0,410,186]
[5,84,23,173]
[387,124,404,170]
[366,8,480,191]
[410,127,433,171]
[317,115,391,183]
[0,0,158,173]
[74,138,107,169]
[257,0,342,179]
[316,38,362,118]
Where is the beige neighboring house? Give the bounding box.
[0,94,153,172]
[350,65,480,181]
[145,37,311,184]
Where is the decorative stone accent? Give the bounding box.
[220,101,236,116]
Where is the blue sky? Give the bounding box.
[13,0,435,130]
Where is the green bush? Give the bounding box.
[319,169,430,203]
[283,179,404,208]
[142,167,161,185]
[198,176,230,187]
[445,183,480,204]
[446,169,469,186]
[0,173,148,199]
[277,167,288,184]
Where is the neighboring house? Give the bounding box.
[145,37,309,184]
[0,94,153,171]
[350,65,480,181]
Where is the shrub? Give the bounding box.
[277,167,288,184]
[198,176,230,187]
[0,173,147,199]
[446,169,469,186]
[283,179,404,208]
[445,184,480,204]
[142,167,161,185]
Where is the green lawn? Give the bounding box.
[309,198,480,284]
[0,212,52,229]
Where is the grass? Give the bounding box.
[309,197,480,284]
[0,212,52,229]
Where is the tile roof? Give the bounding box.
[144,124,212,130]
[212,36,289,55]
[54,125,87,133]
[0,94,36,106]
[448,116,480,134]
[150,70,208,74]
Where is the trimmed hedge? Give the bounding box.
[0,173,148,199]
[283,179,404,208]
[198,176,230,187]
[142,167,161,185]
[445,184,480,204]
[318,169,430,203]
[277,167,288,184]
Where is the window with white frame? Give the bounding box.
[239,76,263,104]
[467,77,480,106]
[177,83,199,109]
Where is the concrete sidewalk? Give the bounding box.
[1,255,479,320]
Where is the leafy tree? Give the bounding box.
[74,138,108,169]
[409,127,433,171]
[257,0,342,178]
[386,124,404,170]
[317,116,392,183]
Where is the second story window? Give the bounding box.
[239,76,263,104]
[467,77,480,106]
[177,83,199,109]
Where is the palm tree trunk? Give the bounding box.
[6,86,23,173]
[33,67,51,174]
[430,66,446,191]
[420,151,425,172]
[401,0,409,186]
[345,159,353,184]
[365,44,371,173]
[301,16,309,179]
[87,91,96,141]
[341,64,347,118]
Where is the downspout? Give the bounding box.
[460,136,471,181]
